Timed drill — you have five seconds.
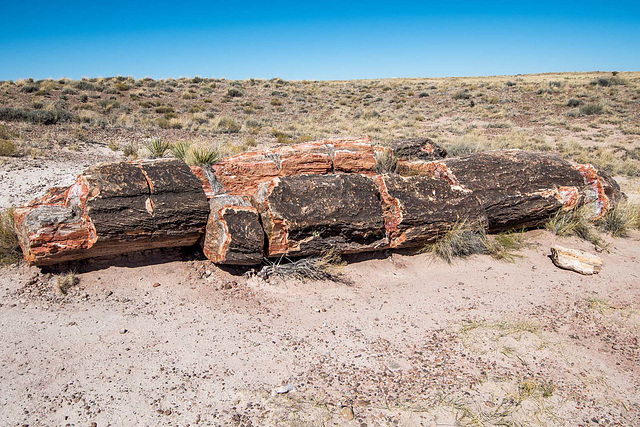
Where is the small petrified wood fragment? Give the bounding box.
[375,174,487,248]
[550,245,603,275]
[253,174,388,257]
[14,159,209,265]
[202,195,264,265]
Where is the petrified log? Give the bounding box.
[202,195,264,265]
[398,150,590,231]
[14,159,209,265]
[550,245,603,275]
[375,174,487,248]
[14,143,624,267]
[252,174,388,257]
[390,138,447,161]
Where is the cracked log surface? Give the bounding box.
[14,159,209,266]
[253,174,388,257]
[375,174,487,249]
[399,150,611,231]
[202,195,264,265]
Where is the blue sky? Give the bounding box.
[1,1,638,81]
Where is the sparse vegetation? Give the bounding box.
[545,206,602,245]
[426,221,527,263]
[0,107,73,125]
[253,251,350,284]
[597,202,640,237]
[374,147,397,174]
[185,145,220,166]
[580,103,604,116]
[0,208,21,265]
[426,220,487,263]
[53,272,79,295]
[170,141,191,162]
[0,139,18,157]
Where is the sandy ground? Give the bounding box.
[1,229,639,426]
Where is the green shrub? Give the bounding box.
[217,117,241,133]
[0,107,73,125]
[74,81,97,91]
[226,88,243,98]
[145,137,170,158]
[567,98,583,107]
[453,91,471,100]
[0,139,17,156]
[20,84,39,93]
[186,145,220,166]
[0,208,21,265]
[580,103,604,116]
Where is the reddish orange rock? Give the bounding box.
[211,151,281,196]
[330,137,379,174]
[276,142,333,176]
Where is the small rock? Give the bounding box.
[120,328,128,334]
[164,409,172,416]
[153,282,161,288]
[340,406,354,420]
[273,384,296,394]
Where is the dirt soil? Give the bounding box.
[1,227,639,426]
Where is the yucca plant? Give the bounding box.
[170,141,191,162]
[186,145,220,166]
[145,137,170,158]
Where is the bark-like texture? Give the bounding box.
[253,174,388,257]
[202,195,264,265]
[375,174,487,248]
[399,150,592,231]
[14,159,209,265]
[390,138,447,161]
[550,245,603,275]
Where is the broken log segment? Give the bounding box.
[252,174,388,257]
[14,159,209,266]
[375,174,487,249]
[207,137,379,197]
[202,195,264,265]
[398,150,598,232]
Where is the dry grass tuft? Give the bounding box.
[545,206,602,245]
[426,221,526,263]
[596,202,640,237]
[426,220,488,263]
[253,251,351,284]
[54,272,79,295]
[0,208,21,265]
